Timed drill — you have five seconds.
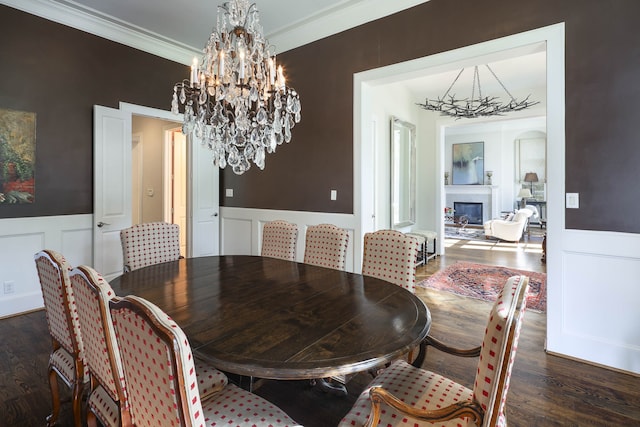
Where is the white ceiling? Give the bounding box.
[3,0,546,107]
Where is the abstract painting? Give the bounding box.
[452,141,484,185]
[0,108,36,204]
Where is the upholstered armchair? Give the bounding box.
[484,208,533,242]
[340,275,530,427]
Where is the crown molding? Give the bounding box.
[268,0,430,53]
[1,0,199,65]
[2,0,430,64]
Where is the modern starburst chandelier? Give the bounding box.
[171,0,302,175]
[417,64,538,119]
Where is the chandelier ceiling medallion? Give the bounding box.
[171,0,302,175]
[417,64,538,119]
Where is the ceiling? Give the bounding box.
[4,0,429,63]
[4,0,546,109]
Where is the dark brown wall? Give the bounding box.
[222,0,640,233]
[0,5,187,218]
[2,1,640,233]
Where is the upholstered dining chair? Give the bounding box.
[109,295,302,427]
[303,223,349,270]
[120,222,182,272]
[70,265,230,427]
[69,265,130,427]
[362,229,420,293]
[339,275,530,427]
[261,219,299,261]
[34,249,87,427]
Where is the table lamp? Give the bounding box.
[518,188,532,208]
[524,172,539,191]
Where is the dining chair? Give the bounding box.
[109,295,302,427]
[119,222,182,272]
[303,223,349,270]
[261,219,299,261]
[34,249,87,427]
[69,265,130,427]
[362,229,420,293]
[70,265,230,427]
[339,275,530,427]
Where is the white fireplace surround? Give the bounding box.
[445,185,500,224]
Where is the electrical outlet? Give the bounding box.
[330,190,337,201]
[3,281,15,294]
[225,188,234,197]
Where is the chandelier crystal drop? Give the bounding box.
[171,0,301,175]
[417,64,538,119]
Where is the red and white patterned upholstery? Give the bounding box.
[362,229,419,293]
[34,249,87,427]
[303,223,349,270]
[261,220,299,261]
[69,265,129,427]
[339,275,530,427]
[120,222,181,272]
[110,295,301,427]
[71,266,228,427]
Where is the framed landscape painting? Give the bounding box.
[0,108,36,204]
[452,141,484,185]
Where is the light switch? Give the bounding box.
[330,190,337,201]
[225,188,234,197]
[566,193,579,209]
[146,188,154,197]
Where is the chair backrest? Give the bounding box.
[303,223,349,270]
[512,209,533,223]
[69,266,127,409]
[110,295,204,427]
[34,250,85,363]
[361,229,419,293]
[473,274,530,427]
[261,220,298,261]
[120,222,181,272]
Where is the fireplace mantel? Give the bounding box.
[445,185,500,222]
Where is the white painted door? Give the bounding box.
[172,131,188,256]
[93,105,132,279]
[188,136,220,257]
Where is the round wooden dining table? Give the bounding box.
[109,255,431,380]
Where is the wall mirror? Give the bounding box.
[390,116,416,228]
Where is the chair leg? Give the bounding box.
[87,410,98,427]
[46,368,60,427]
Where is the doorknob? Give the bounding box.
[97,221,110,228]
[212,213,219,217]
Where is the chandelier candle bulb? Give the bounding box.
[239,49,245,80]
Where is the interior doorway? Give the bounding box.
[131,115,187,253]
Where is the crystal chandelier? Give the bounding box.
[171,0,302,175]
[417,64,538,119]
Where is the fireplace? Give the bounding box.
[454,202,483,225]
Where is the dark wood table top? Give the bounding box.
[109,255,431,380]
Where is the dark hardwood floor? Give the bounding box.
[2,235,639,426]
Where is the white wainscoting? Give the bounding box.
[220,207,358,273]
[0,215,93,318]
[547,229,640,375]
